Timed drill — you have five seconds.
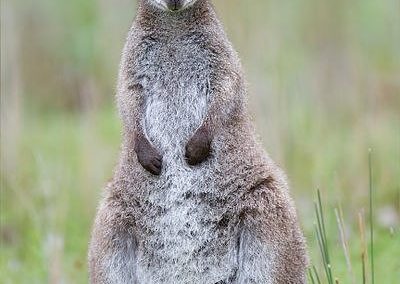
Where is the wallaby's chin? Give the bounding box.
[150,0,198,12]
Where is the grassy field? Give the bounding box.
[1,0,399,283]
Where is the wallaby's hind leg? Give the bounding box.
[235,182,308,284]
[89,201,137,284]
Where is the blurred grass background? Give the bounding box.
[1,0,399,283]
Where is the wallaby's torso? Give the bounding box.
[127,20,239,283]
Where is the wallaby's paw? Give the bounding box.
[185,125,212,166]
[135,134,163,175]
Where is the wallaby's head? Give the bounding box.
[146,0,201,12]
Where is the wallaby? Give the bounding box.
[89,0,308,283]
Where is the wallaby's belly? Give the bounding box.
[138,85,237,282]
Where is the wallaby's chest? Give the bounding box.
[135,40,212,156]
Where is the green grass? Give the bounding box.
[1,106,121,283]
[307,150,399,284]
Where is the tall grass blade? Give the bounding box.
[361,252,366,284]
[368,149,375,284]
[314,190,334,284]
[335,206,355,283]
[308,268,316,284]
[358,211,367,284]
[314,224,329,283]
[317,191,331,263]
[312,265,322,284]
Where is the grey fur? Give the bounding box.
[89,0,308,283]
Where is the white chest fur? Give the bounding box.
[144,81,207,163]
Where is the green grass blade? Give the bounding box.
[368,149,375,284]
[314,224,329,283]
[314,191,334,284]
[313,265,322,284]
[335,206,355,283]
[317,190,331,265]
[308,268,316,284]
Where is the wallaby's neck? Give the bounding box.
[136,0,216,35]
